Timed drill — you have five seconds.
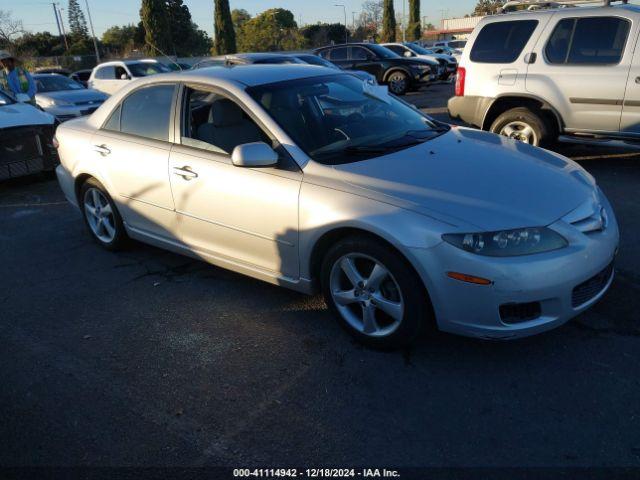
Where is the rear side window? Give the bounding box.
[329,47,348,61]
[470,20,538,63]
[545,17,630,65]
[119,84,176,141]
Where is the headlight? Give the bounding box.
[39,97,72,108]
[442,227,567,257]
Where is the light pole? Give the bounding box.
[334,4,347,44]
[402,0,406,42]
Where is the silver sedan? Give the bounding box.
[54,65,619,349]
[33,74,107,122]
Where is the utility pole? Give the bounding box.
[56,3,69,50]
[51,3,62,37]
[83,0,101,63]
[334,4,347,44]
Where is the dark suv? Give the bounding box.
[314,43,436,95]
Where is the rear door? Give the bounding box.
[91,83,178,239]
[619,23,640,135]
[350,46,384,79]
[526,13,634,133]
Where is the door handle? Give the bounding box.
[172,166,198,180]
[635,76,640,84]
[93,144,111,156]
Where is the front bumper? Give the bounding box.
[408,201,620,340]
[0,124,59,180]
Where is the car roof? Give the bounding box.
[176,64,339,87]
[490,3,640,18]
[230,52,296,61]
[95,59,158,67]
[33,73,68,78]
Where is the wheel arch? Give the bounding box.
[482,94,564,133]
[383,67,412,84]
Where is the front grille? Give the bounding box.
[571,263,614,308]
[500,302,542,324]
[0,125,59,180]
[563,198,607,234]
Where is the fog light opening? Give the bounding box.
[446,272,493,285]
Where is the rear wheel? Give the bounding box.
[387,71,408,96]
[490,107,555,148]
[80,178,127,251]
[321,236,431,349]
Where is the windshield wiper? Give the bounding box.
[344,145,400,155]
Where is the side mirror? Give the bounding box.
[231,142,278,168]
[15,93,31,103]
[120,73,130,80]
[404,51,413,58]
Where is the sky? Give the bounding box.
[3,0,478,38]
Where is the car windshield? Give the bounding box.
[252,56,304,64]
[366,44,401,59]
[34,75,84,92]
[127,62,170,77]
[0,90,14,105]
[248,74,448,165]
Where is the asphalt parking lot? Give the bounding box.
[1,83,640,469]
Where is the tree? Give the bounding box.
[301,23,349,48]
[231,9,251,33]
[237,8,305,53]
[12,31,66,57]
[381,0,395,43]
[140,0,171,54]
[67,0,89,40]
[0,10,24,49]
[472,0,503,16]
[214,0,236,55]
[406,0,421,41]
[360,0,383,33]
[102,24,140,55]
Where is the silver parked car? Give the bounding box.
[33,74,107,122]
[449,2,640,147]
[54,65,618,348]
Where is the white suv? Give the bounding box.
[88,60,170,95]
[449,2,640,147]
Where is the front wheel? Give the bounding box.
[490,107,555,147]
[321,236,431,349]
[387,71,408,96]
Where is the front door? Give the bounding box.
[168,85,302,279]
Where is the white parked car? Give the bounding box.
[54,65,618,348]
[0,89,58,180]
[88,59,171,95]
[33,74,107,122]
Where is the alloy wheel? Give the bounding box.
[499,121,538,145]
[329,253,405,337]
[388,73,407,95]
[83,187,116,243]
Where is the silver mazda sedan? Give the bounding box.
[55,65,619,349]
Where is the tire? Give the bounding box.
[386,71,409,96]
[489,107,556,148]
[80,178,128,251]
[320,235,432,350]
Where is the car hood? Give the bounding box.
[0,102,55,129]
[35,89,107,104]
[332,127,595,231]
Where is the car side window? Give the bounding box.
[545,17,630,65]
[102,104,121,132]
[351,47,370,60]
[181,87,269,155]
[470,20,538,63]
[329,47,348,61]
[95,66,115,79]
[116,84,176,141]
